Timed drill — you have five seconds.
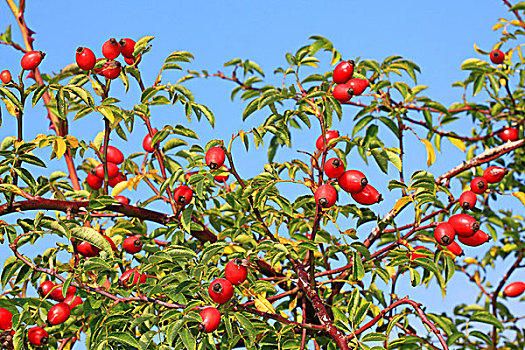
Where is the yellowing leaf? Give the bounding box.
[54,138,67,160]
[448,137,466,152]
[492,22,504,31]
[254,294,276,314]
[512,192,525,207]
[98,106,114,123]
[0,184,25,196]
[111,181,129,196]
[1,98,17,116]
[392,196,412,215]
[66,135,79,148]
[289,297,297,311]
[385,266,397,279]
[420,139,435,166]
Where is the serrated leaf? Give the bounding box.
[107,332,140,348]
[71,227,113,256]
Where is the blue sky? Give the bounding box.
[0,0,523,348]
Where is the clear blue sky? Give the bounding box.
[0,1,523,349]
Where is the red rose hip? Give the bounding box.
[47,302,71,325]
[490,49,505,64]
[213,166,230,182]
[483,166,506,183]
[503,281,525,297]
[123,235,143,254]
[332,83,353,103]
[77,240,100,257]
[434,222,456,246]
[87,172,103,190]
[119,38,136,58]
[200,306,221,333]
[443,241,464,257]
[470,176,487,194]
[347,78,369,96]
[38,280,56,298]
[225,259,248,285]
[324,158,345,179]
[0,308,13,330]
[173,185,193,206]
[498,127,519,142]
[119,268,147,287]
[143,128,158,153]
[114,195,130,204]
[205,147,226,169]
[208,278,234,304]
[0,70,11,83]
[315,130,340,150]
[28,327,49,346]
[333,60,355,84]
[102,38,121,59]
[101,145,124,164]
[338,170,367,193]
[448,214,479,237]
[108,172,127,187]
[351,184,382,205]
[76,47,96,71]
[64,294,83,309]
[458,229,490,247]
[94,162,120,179]
[101,60,121,80]
[315,184,337,208]
[21,50,45,70]
[459,191,477,210]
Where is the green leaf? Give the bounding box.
[510,1,525,10]
[352,252,365,280]
[470,311,503,329]
[71,227,114,256]
[235,312,255,346]
[179,327,196,350]
[107,332,140,348]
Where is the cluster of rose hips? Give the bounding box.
[313,130,382,209]
[434,166,507,256]
[0,280,83,346]
[199,259,249,333]
[331,60,369,103]
[75,38,138,80]
[85,145,129,201]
